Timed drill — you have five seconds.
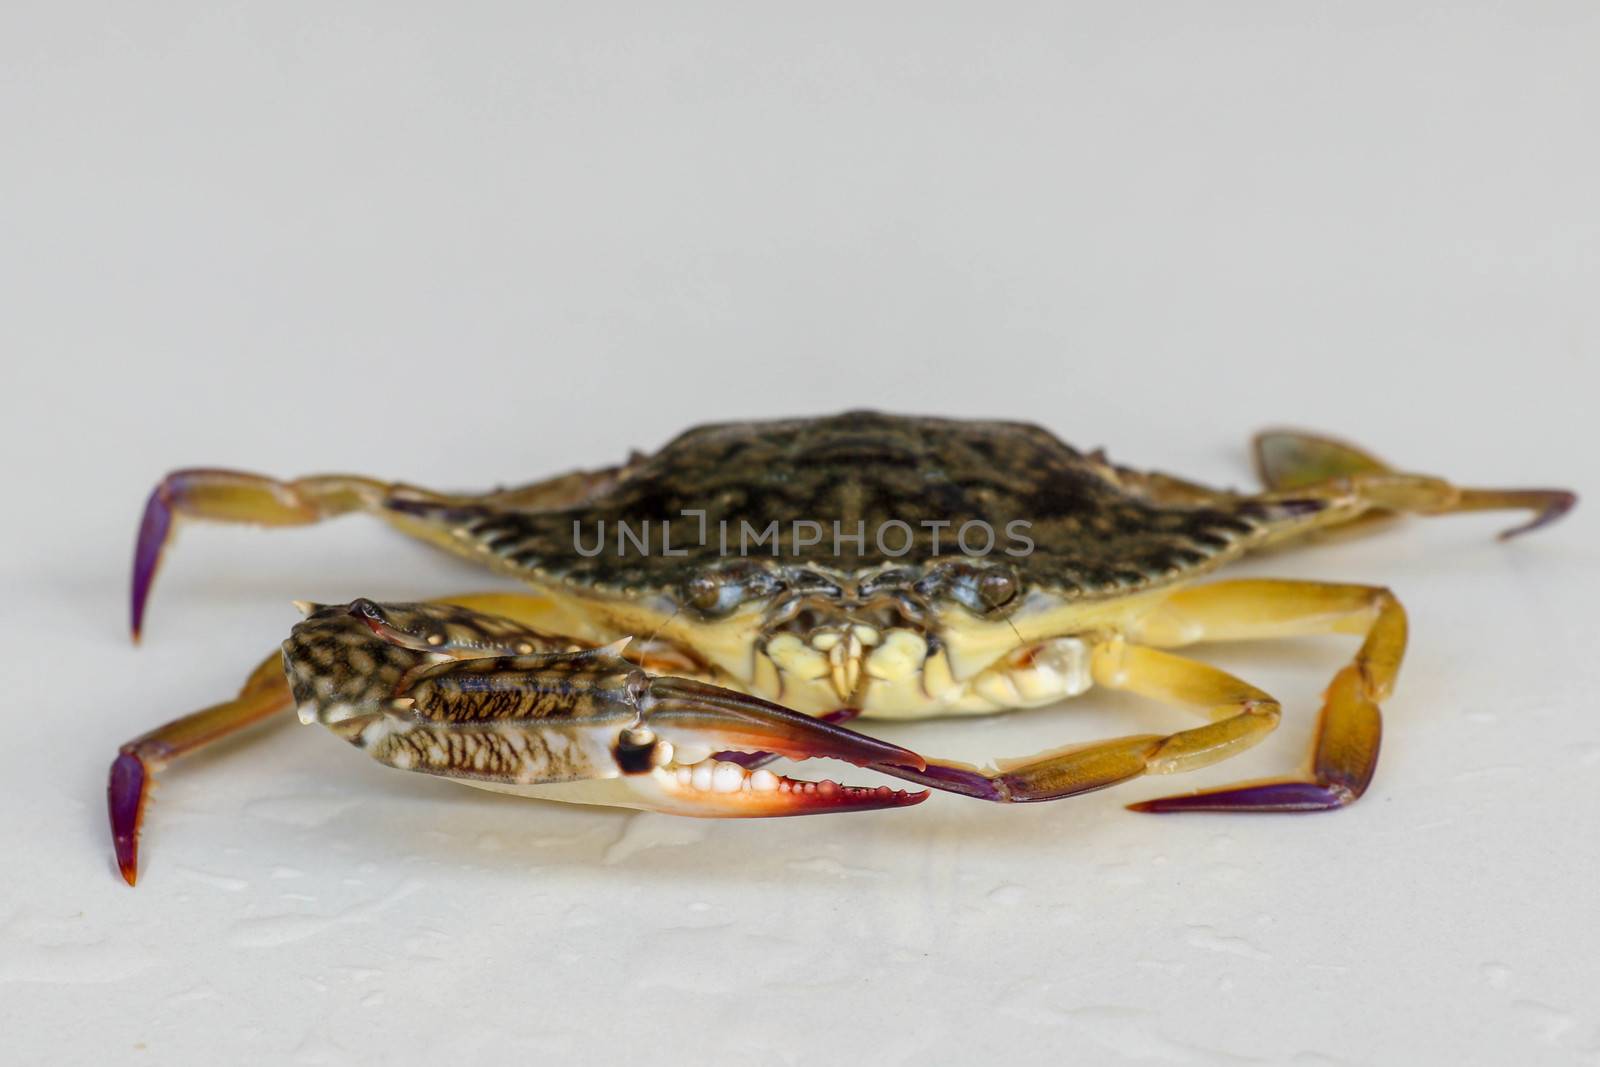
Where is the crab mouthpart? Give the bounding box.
[814,625,876,702]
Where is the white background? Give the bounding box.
[3,3,1596,1064]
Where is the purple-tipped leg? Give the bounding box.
[130,482,177,642]
[128,468,382,642]
[108,750,152,885]
[1487,488,1578,540]
[106,654,292,886]
[1127,779,1358,813]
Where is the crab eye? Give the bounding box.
[936,565,1020,617]
[683,566,783,617]
[687,576,720,612]
[978,569,1018,609]
[685,575,743,617]
[346,599,452,648]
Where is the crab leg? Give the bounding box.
[1252,430,1575,541]
[872,648,1282,803]
[130,466,621,640]
[873,580,1405,807]
[1116,578,1406,811]
[108,650,290,885]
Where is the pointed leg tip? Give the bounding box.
[1128,779,1358,813]
[1498,489,1577,540]
[108,751,148,887]
[131,483,174,643]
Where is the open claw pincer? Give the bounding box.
[628,678,928,816]
[642,679,921,772]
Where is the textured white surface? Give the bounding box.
[3,3,1598,1064]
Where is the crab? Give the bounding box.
[111,412,1574,884]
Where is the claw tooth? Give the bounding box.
[711,762,744,793]
[691,761,715,792]
[750,769,780,792]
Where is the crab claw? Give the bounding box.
[631,678,927,816]
[710,709,863,769]
[643,678,921,772]
[621,760,929,817]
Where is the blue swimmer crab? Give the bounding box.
[111,412,1574,884]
